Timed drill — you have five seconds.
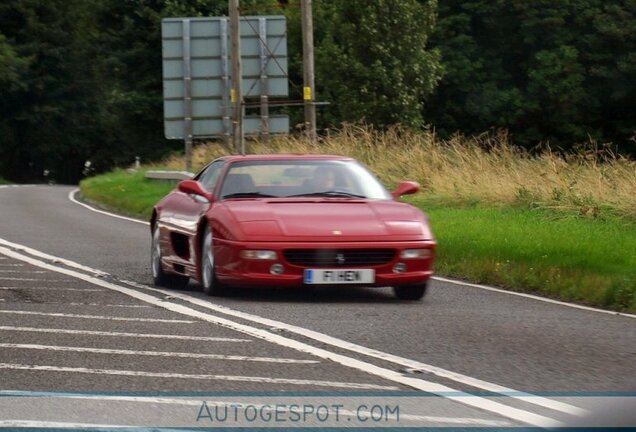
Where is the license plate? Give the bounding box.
[303,269,375,285]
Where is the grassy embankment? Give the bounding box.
[80,169,175,218]
[80,127,636,312]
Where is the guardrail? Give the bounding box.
[145,171,194,181]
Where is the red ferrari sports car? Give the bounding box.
[150,154,436,300]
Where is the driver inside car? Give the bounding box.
[306,166,339,191]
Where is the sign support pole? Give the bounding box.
[182,19,193,171]
[220,18,231,148]
[230,0,244,154]
[301,0,316,142]
[259,17,270,145]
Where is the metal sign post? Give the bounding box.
[229,0,244,154]
[259,17,270,146]
[301,0,317,141]
[220,18,231,147]
[181,19,193,171]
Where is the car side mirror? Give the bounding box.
[178,179,213,203]
[391,181,420,199]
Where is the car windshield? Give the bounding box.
[219,160,391,200]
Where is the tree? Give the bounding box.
[0,33,26,88]
[89,0,172,175]
[427,0,636,153]
[0,0,104,183]
[313,0,442,129]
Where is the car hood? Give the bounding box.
[221,199,433,241]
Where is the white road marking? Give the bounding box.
[68,188,148,225]
[65,302,150,307]
[0,277,68,282]
[0,264,24,267]
[67,190,636,319]
[434,276,636,319]
[0,244,563,427]
[0,310,194,323]
[0,270,45,273]
[0,287,102,292]
[0,237,109,277]
[0,326,251,342]
[0,421,130,428]
[0,343,319,364]
[122,279,586,417]
[0,363,397,390]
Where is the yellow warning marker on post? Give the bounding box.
[303,86,312,101]
[230,89,236,103]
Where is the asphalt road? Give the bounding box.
[0,184,634,428]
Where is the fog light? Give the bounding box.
[270,264,284,275]
[400,249,432,259]
[241,250,277,260]
[393,263,407,273]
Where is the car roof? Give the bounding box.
[217,154,354,163]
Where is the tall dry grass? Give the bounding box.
[160,125,636,218]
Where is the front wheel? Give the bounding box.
[151,225,189,289]
[393,283,428,301]
[201,225,225,296]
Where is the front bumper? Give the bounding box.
[213,239,436,288]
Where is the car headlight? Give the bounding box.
[240,250,278,260]
[400,249,432,259]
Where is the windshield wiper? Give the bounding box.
[287,190,366,198]
[222,192,276,199]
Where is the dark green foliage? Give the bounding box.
[0,33,26,89]
[428,0,636,153]
[0,0,100,182]
[313,0,442,129]
[90,0,173,176]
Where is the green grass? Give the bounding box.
[0,176,9,185]
[408,197,636,312]
[80,169,176,219]
[80,169,636,312]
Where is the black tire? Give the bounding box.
[393,282,428,301]
[200,225,226,296]
[151,225,189,289]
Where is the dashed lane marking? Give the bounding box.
[65,302,150,308]
[0,364,398,390]
[0,277,71,282]
[0,287,102,292]
[0,237,109,277]
[0,270,46,273]
[0,343,319,364]
[0,326,251,342]
[0,310,194,323]
[0,421,130,429]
